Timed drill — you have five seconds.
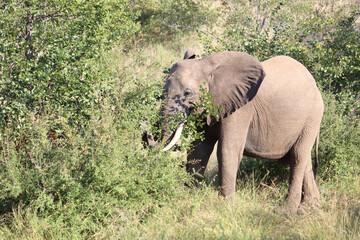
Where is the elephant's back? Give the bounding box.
[261,56,319,90]
[260,55,322,107]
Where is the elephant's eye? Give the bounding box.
[184,89,194,98]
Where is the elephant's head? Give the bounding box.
[161,50,265,151]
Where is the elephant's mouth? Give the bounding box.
[162,104,205,151]
[160,101,196,151]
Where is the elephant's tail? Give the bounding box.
[314,131,320,180]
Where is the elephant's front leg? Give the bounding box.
[217,115,250,198]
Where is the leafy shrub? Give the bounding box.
[0,72,191,237]
[0,3,195,236]
[318,92,360,181]
[309,10,360,94]
[0,0,140,140]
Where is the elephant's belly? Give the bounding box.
[244,124,301,160]
[243,147,288,160]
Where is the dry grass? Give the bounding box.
[129,180,360,239]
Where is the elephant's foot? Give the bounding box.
[277,200,300,215]
[298,195,321,214]
[276,195,321,215]
[225,192,236,203]
[297,201,321,215]
[275,193,302,215]
[301,193,321,206]
[275,206,294,216]
[218,190,236,204]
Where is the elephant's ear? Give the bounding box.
[183,49,196,60]
[206,52,265,125]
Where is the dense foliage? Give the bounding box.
[0,0,359,238]
[0,0,139,138]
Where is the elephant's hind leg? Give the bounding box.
[301,159,320,209]
[285,129,319,213]
[284,154,308,213]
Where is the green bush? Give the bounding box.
[318,92,360,181]
[0,0,140,139]
[0,2,191,236]
[0,42,195,237]
[0,77,191,238]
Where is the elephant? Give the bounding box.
[159,50,323,213]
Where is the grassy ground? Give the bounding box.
[138,183,360,239]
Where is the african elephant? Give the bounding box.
[160,50,323,213]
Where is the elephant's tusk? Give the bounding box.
[163,123,184,151]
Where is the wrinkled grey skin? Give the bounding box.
[161,50,323,213]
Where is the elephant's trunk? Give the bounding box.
[160,95,189,151]
[162,123,184,151]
